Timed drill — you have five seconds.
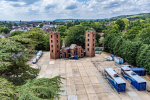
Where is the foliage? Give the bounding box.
[9,31,24,37]
[0,77,16,100]
[57,25,67,37]
[66,25,86,48]
[115,19,125,31]
[39,23,43,28]
[66,22,73,29]
[0,38,39,86]
[0,27,11,34]
[123,26,142,40]
[99,37,104,46]
[136,44,150,74]
[16,76,65,100]
[44,33,50,51]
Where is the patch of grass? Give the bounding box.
[143,76,150,81]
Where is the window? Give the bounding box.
[51,40,53,43]
[87,43,89,46]
[57,45,59,48]
[57,40,58,43]
[51,45,53,48]
[81,50,82,53]
[93,48,94,51]
[88,34,90,37]
[57,50,59,52]
[87,48,89,51]
[79,51,80,53]
[57,35,58,38]
[93,34,94,37]
[52,50,53,53]
[93,39,94,42]
[51,35,52,38]
[93,43,94,46]
[88,39,89,42]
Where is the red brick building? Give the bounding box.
[49,32,60,59]
[85,31,96,57]
[61,44,84,58]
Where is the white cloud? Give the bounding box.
[0,0,150,21]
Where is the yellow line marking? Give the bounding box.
[91,58,110,100]
[66,60,72,100]
[76,60,91,100]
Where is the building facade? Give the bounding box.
[49,32,60,59]
[85,31,96,57]
[61,44,84,58]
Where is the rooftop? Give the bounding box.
[105,68,126,84]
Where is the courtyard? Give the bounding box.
[28,52,150,100]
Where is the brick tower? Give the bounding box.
[85,31,96,57]
[49,32,60,59]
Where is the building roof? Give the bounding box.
[121,65,131,71]
[105,68,126,84]
[98,33,104,37]
[63,47,70,50]
[125,71,146,83]
[70,44,77,49]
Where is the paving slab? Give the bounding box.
[107,92,121,100]
[59,85,67,95]
[82,77,92,84]
[92,84,106,93]
[135,91,150,100]
[67,85,76,95]
[49,61,55,64]
[126,91,143,100]
[89,76,100,84]
[59,95,67,100]
[85,84,96,94]
[89,93,99,100]
[75,84,87,95]
[77,94,89,100]
[67,95,78,100]
[97,93,109,100]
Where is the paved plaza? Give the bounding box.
[28,52,150,100]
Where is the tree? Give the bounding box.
[66,22,72,29]
[16,76,65,100]
[123,26,141,40]
[8,22,13,30]
[57,25,66,33]
[9,31,24,37]
[0,38,39,86]
[99,37,104,46]
[44,33,50,51]
[115,19,125,31]
[0,27,11,34]
[122,18,129,28]
[66,25,85,48]
[96,32,100,43]
[39,23,43,28]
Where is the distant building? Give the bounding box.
[98,32,104,37]
[49,32,60,59]
[61,44,84,58]
[0,33,10,38]
[85,31,96,57]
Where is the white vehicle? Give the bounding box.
[36,56,40,60]
[32,58,37,64]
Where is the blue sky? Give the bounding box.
[0,0,149,21]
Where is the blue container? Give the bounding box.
[74,55,79,59]
[131,68,146,76]
[114,57,124,64]
[122,70,146,91]
[110,54,114,58]
[105,68,126,92]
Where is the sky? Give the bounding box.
[0,0,150,21]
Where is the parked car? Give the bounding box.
[37,52,42,57]
[36,56,40,60]
[32,58,37,64]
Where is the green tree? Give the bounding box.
[9,31,24,37]
[0,38,39,86]
[66,25,86,48]
[57,25,67,37]
[115,19,125,31]
[44,33,50,51]
[99,37,104,46]
[123,26,141,40]
[66,22,72,29]
[39,23,43,28]
[16,76,65,100]
[122,18,129,28]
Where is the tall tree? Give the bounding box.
[115,19,125,31]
